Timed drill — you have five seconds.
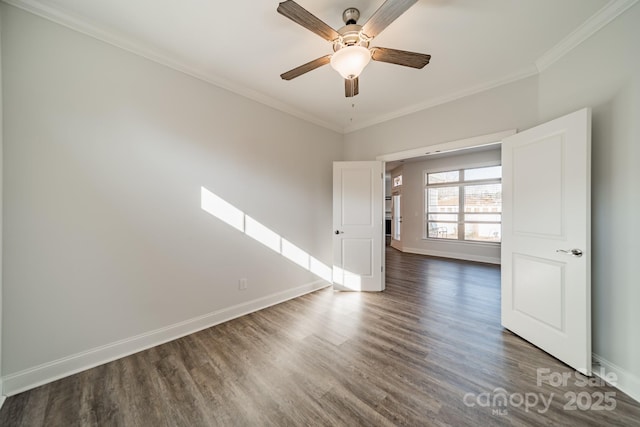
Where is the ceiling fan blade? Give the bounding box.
[280,54,332,80]
[361,0,418,39]
[371,47,431,69]
[277,0,340,41]
[345,77,359,97]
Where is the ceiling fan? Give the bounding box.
[277,0,431,97]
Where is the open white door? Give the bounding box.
[502,108,591,375]
[333,161,384,292]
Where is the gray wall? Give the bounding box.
[1,4,342,387]
[536,4,640,388]
[346,3,640,399]
[345,75,540,160]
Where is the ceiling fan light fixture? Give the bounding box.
[330,45,371,79]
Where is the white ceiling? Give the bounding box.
[9,0,625,132]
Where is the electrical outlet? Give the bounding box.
[238,278,248,291]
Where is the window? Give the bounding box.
[393,175,403,187]
[425,166,501,242]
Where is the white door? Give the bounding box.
[501,108,591,375]
[392,194,401,241]
[333,161,384,291]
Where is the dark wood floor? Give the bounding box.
[1,247,639,426]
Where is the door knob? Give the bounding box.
[556,248,583,257]
[335,230,344,235]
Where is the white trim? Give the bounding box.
[390,240,403,252]
[1,280,330,396]
[423,159,502,175]
[402,246,501,265]
[593,353,640,404]
[4,0,636,134]
[344,67,538,133]
[536,0,639,72]
[0,393,5,411]
[1,0,342,133]
[376,130,516,163]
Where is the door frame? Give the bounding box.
[376,130,516,164]
[377,129,516,257]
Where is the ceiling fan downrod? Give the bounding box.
[342,7,360,25]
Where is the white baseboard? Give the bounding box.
[402,246,501,265]
[2,280,330,396]
[593,353,640,403]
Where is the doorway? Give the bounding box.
[376,111,592,376]
[380,130,512,265]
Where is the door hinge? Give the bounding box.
[381,266,384,272]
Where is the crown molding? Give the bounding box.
[1,0,343,133]
[346,0,639,133]
[536,0,639,72]
[343,66,538,133]
[3,0,636,134]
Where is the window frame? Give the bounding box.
[424,163,502,244]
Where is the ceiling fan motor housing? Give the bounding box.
[333,24,370,52]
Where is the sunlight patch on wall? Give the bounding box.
[310,256,333,283]
[246,215,281,253]
[200,187,244,232]
[200,186,338,284]
[282,239,309,269]
[332,266,362,291]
